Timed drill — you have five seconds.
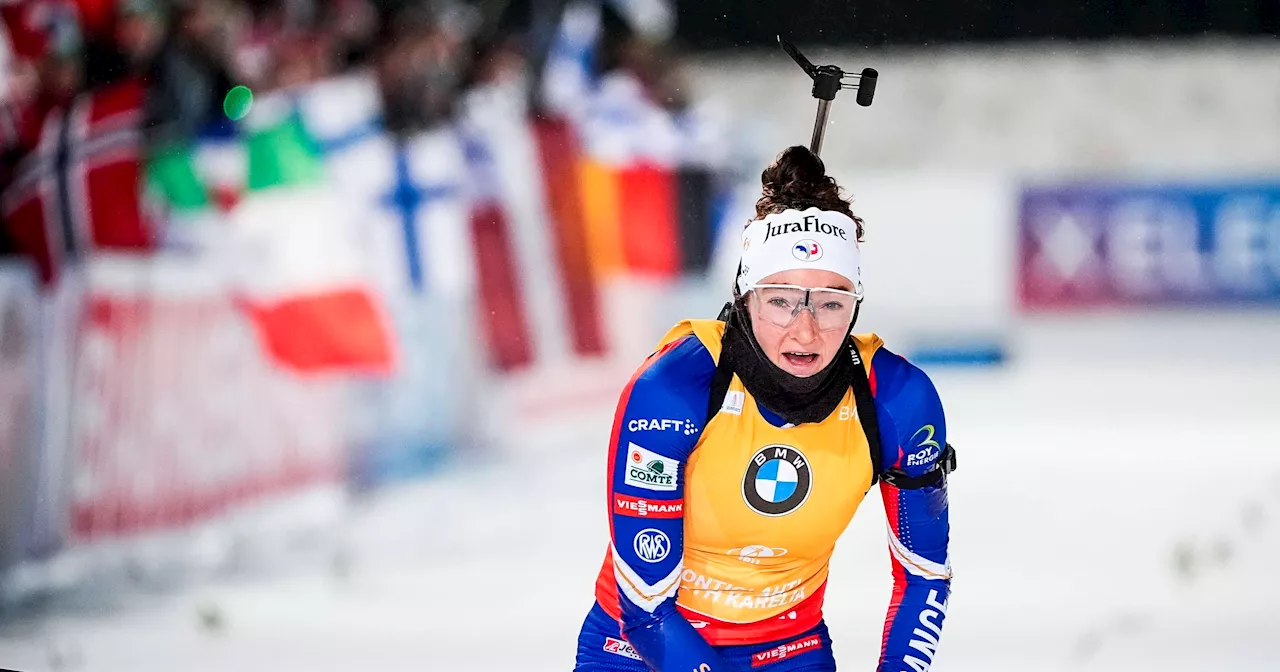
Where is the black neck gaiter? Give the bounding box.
[719,304,854,426]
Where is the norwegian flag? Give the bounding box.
[0,78,155,285]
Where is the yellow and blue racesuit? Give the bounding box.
[575,319,951,672]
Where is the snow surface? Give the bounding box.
[1,313,1278,672]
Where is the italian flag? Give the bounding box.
[147,101,394,375]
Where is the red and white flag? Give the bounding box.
[0,78,155,285]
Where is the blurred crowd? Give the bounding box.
[0,0,730,289]
[0,1,744,599]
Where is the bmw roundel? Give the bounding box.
[742,445,812,516]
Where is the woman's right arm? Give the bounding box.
[606,336,733,672]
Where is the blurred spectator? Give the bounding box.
[238,0,334,91]
[323,0,379,70]
[0,0,83,158]
[463,31,527,92]
[144,0,244,148]
[81,0,165,89]
[114,0,165,72]
[372,2,471,138]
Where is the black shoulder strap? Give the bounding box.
[706,353,735,426]
[847,337,957,490]
[716,301,733,322]
[706,302,736,425]
[845,338,885,486]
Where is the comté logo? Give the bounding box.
[614,494,683,518]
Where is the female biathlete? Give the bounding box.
[573,146,954,672]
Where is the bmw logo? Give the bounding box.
[742,445,812,516]
[792,239,822,262]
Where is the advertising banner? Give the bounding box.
[67,258,346,541]
[1019,181,1280,309]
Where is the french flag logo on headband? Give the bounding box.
[792,240,823,261]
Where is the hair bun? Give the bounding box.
[753,145,864,241]
[760,145,827,198]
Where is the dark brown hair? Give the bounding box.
[753,145,864,241]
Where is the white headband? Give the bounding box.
[736,208,862,295]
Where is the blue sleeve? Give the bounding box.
[870,348,953,672]
[608,336,736,672]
